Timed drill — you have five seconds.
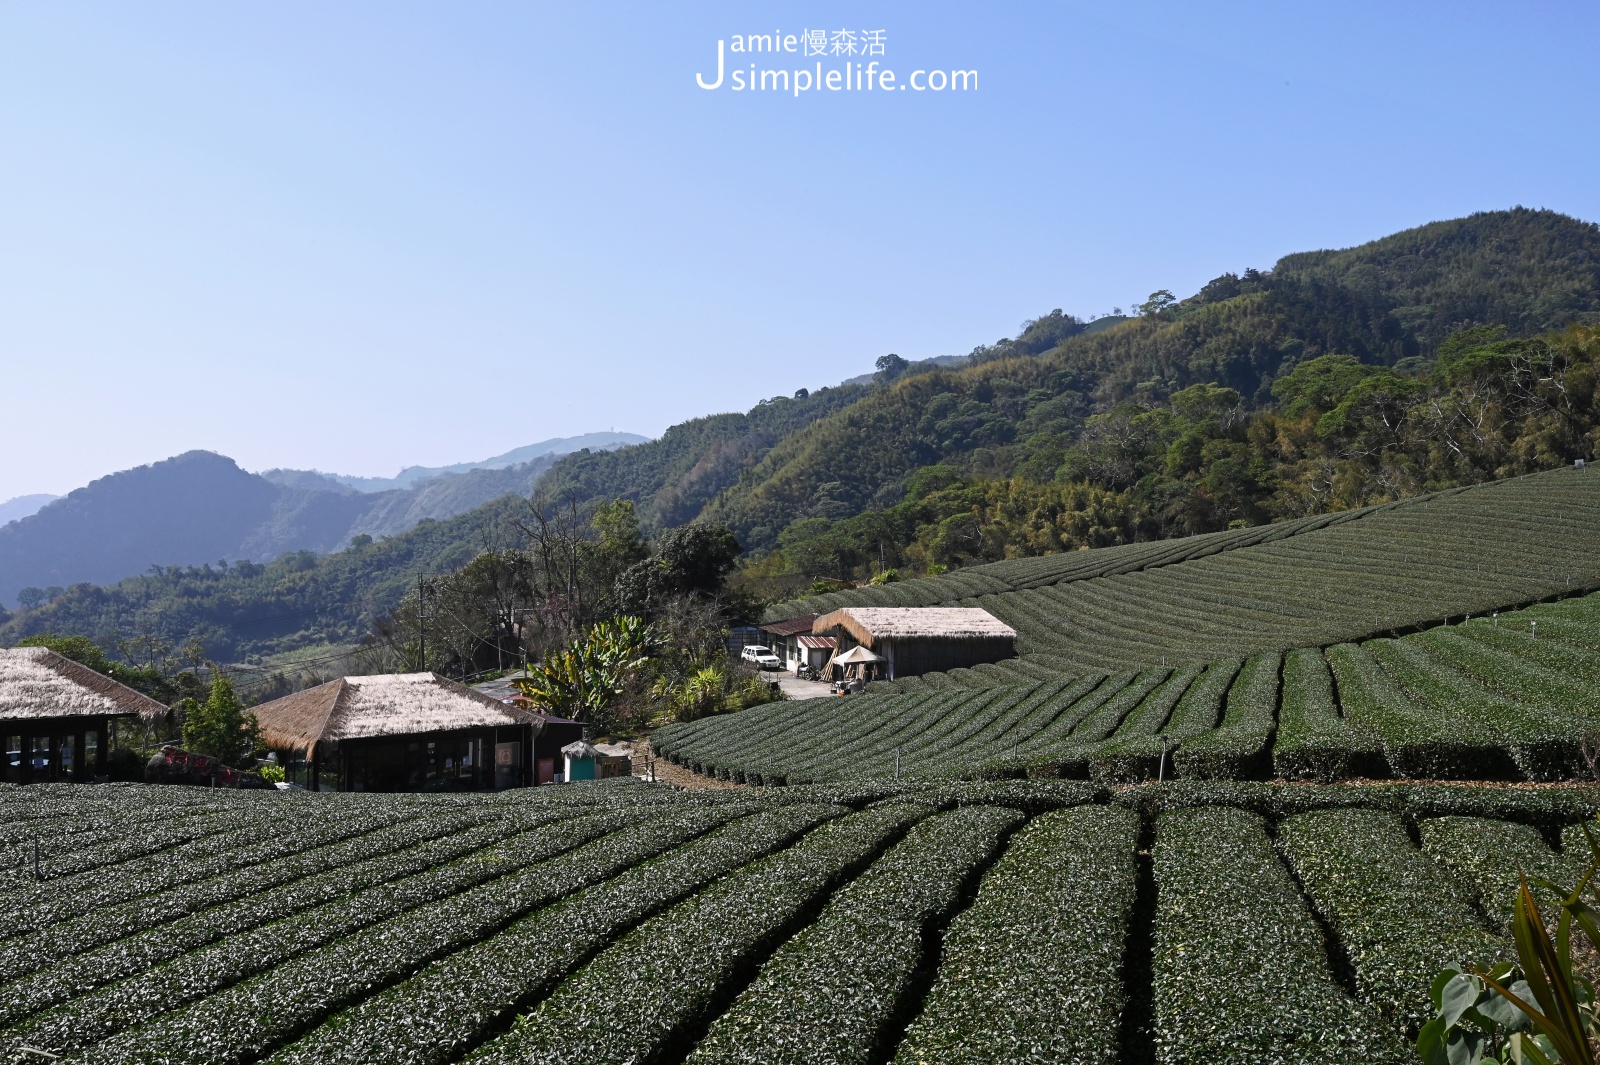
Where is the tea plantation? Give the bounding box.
[768,467,1600,675]
[657,591,1600,786]
[9,468,1600,1063]
[4,779,1600,1065]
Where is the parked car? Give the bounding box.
[740,645,783,671]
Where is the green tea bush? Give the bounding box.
[1277,807,1506,1035]
[1090,660,1238,785]
[891,805,1139,1065]
[1326,643,1509,778]
[10,809,642,1055]
[266,804,844,1065]
[1173,652,1281,779]
[1368,637,1583,780]
[1418,816,1576,932]
[76,808,745,1065]
[1152,806,1411,1063]
[1273,647,1385,781]
[465,806,926,1065]
[686,806,1024,1065]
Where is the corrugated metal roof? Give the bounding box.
[797,635,838,649]
[759,614,820,636]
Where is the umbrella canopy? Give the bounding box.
[833,645,886,665]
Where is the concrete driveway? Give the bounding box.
[775,674,835,700]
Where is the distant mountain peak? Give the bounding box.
[0,494,61,528]
[260,431,651,494]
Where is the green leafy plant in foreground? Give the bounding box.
[1416,963,1535,1064]
[1423,823,1600,1064]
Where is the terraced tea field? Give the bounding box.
[3,780,1598,1065]
[769,467,1600,674]
[656,592,1600,785]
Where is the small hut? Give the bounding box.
[561,738,600,782]
[252,672,540,792]
[812,607,1017,680]
[560,738,633,782]
[796,634,837,674]
[0,647,165,783]
[528,711,584,784]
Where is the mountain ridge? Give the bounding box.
[0,434,640,606]
[260,431,651,494]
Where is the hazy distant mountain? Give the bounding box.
[0,494,60,527]
[262,432,650,494]
[0,432,647,607]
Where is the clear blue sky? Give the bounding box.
[2,2,1597,501]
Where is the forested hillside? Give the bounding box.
[705,209,1600,550]
[534,382,873,529]
[0,496,528,664]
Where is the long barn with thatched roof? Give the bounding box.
[812,607,1018,681]
[251,672,569,792]
[1,647,166,783]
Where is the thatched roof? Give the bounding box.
[561,739,600,759]
[253,672,536,754]
[813,607,1018,648]
[0,647,167,722]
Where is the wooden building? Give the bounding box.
[758,614,821,671]
[813,607,1018,680]
[253,672,550,792]
[1,647,165,784]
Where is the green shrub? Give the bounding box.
[1370,637,1582,780]
[465,806,926,1065]
[1152,806,1410,1062]
[1327,642,1509,779]
[1173,652,1281,779]
[268,803,843,1065]
[686,806,1023,1065]
[1418,816,1576,932]
[1273,647,1386,781]
[1277,807,1507,1036]
[891,805,1139,1065]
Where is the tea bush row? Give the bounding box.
[685,805,1024,1065]
[464,806,927,1065]
[1276,807,1507,1035]
[890,805,1139,1065]
[78,807,754,1065]
[1151,806,1411,1063]
[4,809,641,1056]
[266,804,844,1065]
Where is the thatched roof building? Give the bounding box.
[0,647,165,783]
[252,672,543,792]
[253,672,531,755]
[0,647,166,722]
[812,607,1017,680]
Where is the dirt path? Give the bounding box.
[631,734,744,790]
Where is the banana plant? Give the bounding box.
[512,616,655,723]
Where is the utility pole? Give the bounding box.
[417,574,427,672]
